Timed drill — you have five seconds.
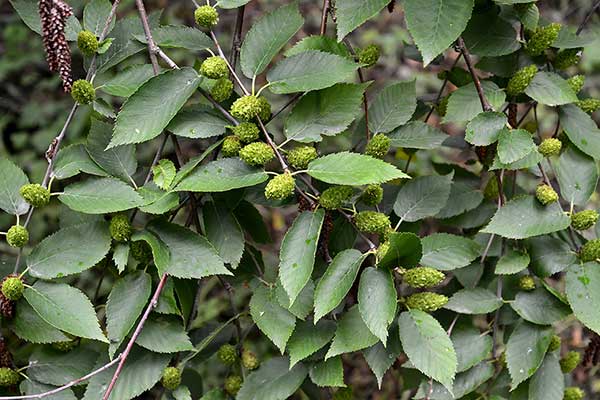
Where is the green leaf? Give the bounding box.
[250,285,296,353]
[451,327,492,372]
[59,177,144,214]
[204,201,244,269]
[415,362,495,400]
[86,118,137,183]
[309,357,345,387]
[559,104,600,160]
[147,220,230,279]
[553,144,599,206]
[0,158,29,215]
[465,112,507,146]
[284,83,368,143]
[136,315,194,353]
[420,233,481,271]
[276,278,314,320]
[404,0,474,65]
[566,262,600,335]
[388,121,448,150]
[287,319,336,367]
[167,104,228,139]
[481,196,571,239]
[110,67,201,148]
[436,183,483,219]
[525,72,578,106]
[378,232,422,269]
[131,230,170,275]
[135,25,212,51]
[445,288,503,314]
[529,236,576,277]
[101,64,158,98]
[27,347,97,386]
[83,348,170,400]
[497,129,536,164]
[27,221,111,279]
[240,2,303,78]
[335,0,389,40]
[155,277,181,316]
[398,310,457,391]
[24,282,107,343]
[510,288,571,325]
[285,35,351,58]
[490,147,543,171]
[9,300,71,344]
[138,183,179,215]
[393,173,453,223]
[83,0,114,36]
[462,11,520,57]
[314,249,368,322]
[363,332,402,389]
[170,140,224,188]
[326,306,379,359]
[279,210,325,305]
[53,144,108,180]
[174,158,268,193]
[505,321,552,389]
[106,271,151,357]
[358,267,397,344]
[237,357,308,400]
[528,353,564,400]
[307,152,409,185]
[21,380,77,400]
[553,26,597,48]
[443,81,506,123]
[267,51,360,94]
[93,98,116,119]
[216,0,252,8]
[152,159,176,190]
[495,250,530,275]
[368,80,417,134]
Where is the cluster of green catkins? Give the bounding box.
[518,275,536,291]
[200,56,228,79]
[548,334,562,352]
[360,184,383,206]
[358,44,380,67]
[161,366,182,390]
[286,146,317,169]
[224,375,243,395]
[210,78,233,102]
[232,122,260,143]
[535,184,558,205]
[77,30,98,56]
[6,225,28,248]
[365,134,391,159]
[354,211,391,238]
[403,267,445,288]
[1,276,24,301]
[230,95,271,121]
[554,48,582,70]
[0,367,20,387]
[526,23,561,56]
[264,172,295,200]
[405,292,448,313]
[537,138,562,157]
[580,238,600,262]
[563,387,584,400]
[194,5,219,29]
[560,351,581,373]
[571,209,599,231]
[20,183,50,207]
[109,214,132,242]
[506,65,537,97]
[239,142,275,166]
[319,186,353,210]
[71,79,96,105]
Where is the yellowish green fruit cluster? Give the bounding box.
[567,75,585,93]
[52,339,78,352]
[161,367,181,390]
[358,44,380,67]
[200,56,228,79]
[333,387,353,400]
[241,349,259,370]
[319,186,353,210]
[506,65,537,97]
[563,387,584,400]
[77,30,98,56]
[548,334,562,352]
[354,211,391,237]
[405,292,448,313]
[222,135,241,157]
[483,177,499,200]
[224,375,242,395]
[232,122,260,143]
[264,173,295,200]
[403,267,445,288]
[554,48,582,70]
[109,214,132,242]
[580,238,600,262]
[360,184,383,206]
[239,142,275,166]
[230,95,270,121]
[194,5,219,29]
[1,277,23,301]
[518,275,536,291]
[19,183,50,207]
[571,210,599,231]
[538,138,562,157]
[131,240,153,264]
[560,351,581,373]
[376,241,390,261]
[435,96,449,117]
[286,146,317,169]
[526,23,561,56]
[577,98,600,114]
[217,344,238,366]
[0,367,20,387]
[535,184,558,205]
[365,134,391,159]
[210,78,233,102]
[6,225,28,248]
[71,79,96,105]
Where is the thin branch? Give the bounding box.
[577,0,600,35]
[256,117,289,171]
[0,355,123,400]
[229,5,246,68]
[342,38,370,140]
[456,37,492,112]
[135,0,160,74]
[320,0,330,35]
[424,54,461,123]
[210,31,249,96]
[269,93,302,122]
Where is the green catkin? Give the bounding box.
[358,44,380,67]
[526,23,561,56]
[535,184,558,205]
[579,238,600,262]
[239,142,275,166]
[571,210,599,231]
[286,146,317,169]
[194,5,219,29]
[567,75,585,93]
[1,277,23,301]
[483,177,499,200]
[354,211,391,237]
[548,335,561,352]
[506,65,537,97]
[537,138,562,157]
[230,95,271,121]
[232,122,260,143]
[360,184,384,206]
[365,134,391,159]
[319,186,353,210]
[241,349,259,370]
[210,78,233,102]
[405,292,448,313]
[77,30,98,56]
[224,375,243,395]
[221,135,241,157]
[161,367,181,390]
[264,173,295,200]
[217,344,237,366]
[6,225,28,248]
[130,241,153,264]
[403,267,445,288]
[0,368,20,387]
[576,98,600,114]
[518,275,536,291]
[71,79,96,104]
[19,183,50,207]
[554,48,582,70]
[563,387,584,400]
[200,56,228,79]
[560,351,581,373]
[109,214,132,242]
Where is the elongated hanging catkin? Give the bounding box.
[39,0,73,92]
